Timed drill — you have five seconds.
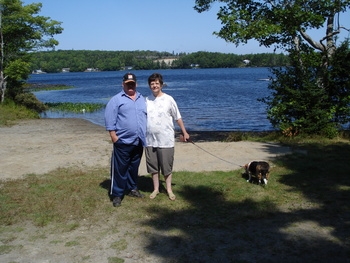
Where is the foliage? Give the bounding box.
[261,41,350,138]
[194,0,349,53]
[0,0,63,102]
[14,92,47,113]
[0,99,39,126]
[29,50,289,72]
[173,51,288,68]
[30,50,174,72]
[3,59,30,81]
[225,131,249,142]
[324,40,350,125]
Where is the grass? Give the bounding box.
[1,139,349,229]
[0,100,39,126]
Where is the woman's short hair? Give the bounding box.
[148,73,163,85]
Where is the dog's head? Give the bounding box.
[257,162,270,183]
[257,168,270,180]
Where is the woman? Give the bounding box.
[145,73,190,201]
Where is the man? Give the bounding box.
[104,72,147,207]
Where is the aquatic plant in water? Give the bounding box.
[45,102,104,113]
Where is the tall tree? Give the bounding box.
[194,0,350,136]
[0,0,63,103]
[194,0,349,57]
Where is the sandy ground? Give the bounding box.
[0,119,291,181]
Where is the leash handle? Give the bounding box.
[179,134,192,143]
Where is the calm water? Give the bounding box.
[29,68,274,131]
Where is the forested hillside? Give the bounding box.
[30,50,289,73]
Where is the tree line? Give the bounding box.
[30,50,289,73]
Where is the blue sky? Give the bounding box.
[23,0,350,54]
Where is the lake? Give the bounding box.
[29,68,275,131]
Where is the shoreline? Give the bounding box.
[38,117,277,142]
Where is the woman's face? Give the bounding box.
[149,79,162,94]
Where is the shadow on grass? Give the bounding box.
[277,142,350,251]
[99,176,167,201]
[133,142,350,262]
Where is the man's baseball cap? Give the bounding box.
[123,73,136,83]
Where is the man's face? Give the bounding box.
[123,81,136,94]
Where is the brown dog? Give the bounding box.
[244,161,270,185]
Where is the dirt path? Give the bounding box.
[0,119,291,180]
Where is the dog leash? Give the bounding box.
[185,138,244,168]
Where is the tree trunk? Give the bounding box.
[0,71,6,103]
[0,7,5,103]
[325,15,336,58]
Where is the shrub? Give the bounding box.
[14,93,48,113]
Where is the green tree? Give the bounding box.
[0,0,63,103]
[261,42,350,138]
[194,0,350,136]
[194,0,349,56]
